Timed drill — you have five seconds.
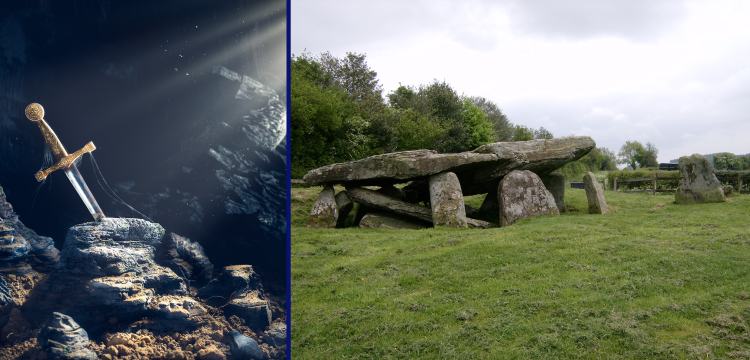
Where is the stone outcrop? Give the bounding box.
[675,154,726,204]
[0,275,11,307]
[541,173,566,213]
[429,172,468,228]
[304,136,595,193]
[498,170,560,227]
[157,232,214,284]
[334,191,354,228]
[263,321,286,348]
[306,185,338,228]
[583,172,608,214]
[359,212,429,230]
[0,188,59,275]
[347,187,433,223]
[228,330,263,359]
[37,312,97,360]
[197,265,271,329]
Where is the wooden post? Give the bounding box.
[739,173,743,194]
[652,173,657,195]
[614,177,618,192]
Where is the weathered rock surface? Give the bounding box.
[541,173,566,213]
[197,265,271,329]
[25,218,190,333]
[675,154,726,204]
[157,232,214,284]
[306,185,338,228]
[465,218,498,229]
[304,136,596,195]
[347,187,433,223]
[228,330,263,359]
[334,191,353,228]
[37,312,97,360]
[263,321,286,348]
[359,212,429,230]
[0,275,11,307]
[498,170,560,227]
[429,172,468,228]
[583,172,608,214]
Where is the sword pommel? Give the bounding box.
[25,103,44,122]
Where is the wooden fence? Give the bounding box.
[567,180,605,189]
[612,173,748,195]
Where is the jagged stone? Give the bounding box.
[498,170,560,227]
[429,172,468,228]
[304,137,596,196]
[0,198,59,275]
[346,187,433,223]
[228,330,262,359]
[37,312,97,360]
[334,191,353,228]
[306,185,338,229]
[0,275,11,307]
[197,265,271,329]
[583,172,608,214]
[263,321,286,348]
[541,172,566,213]
[359,212,429,230]
[675,154,726,204]
[0,186,16,219]
[157,233,214,284]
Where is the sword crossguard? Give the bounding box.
[35,142,96,182]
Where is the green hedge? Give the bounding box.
[715,170,750,193]
[606,169,679,191]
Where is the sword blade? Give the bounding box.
[63,164,106,221]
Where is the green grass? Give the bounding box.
[292,186,750,359]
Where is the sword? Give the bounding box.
[25,103,106,221]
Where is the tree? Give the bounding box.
[618,140,645,170]
[533,127,554,140]
[512,125,534,141]
[395,108,446,151]
[714,152,738,170]
[638,142,659,168]
[317,51,386,119]
[467,96,513,142]
[462,99,496,149]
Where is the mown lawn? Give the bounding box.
[291,185,750,359]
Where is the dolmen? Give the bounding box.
[305,136,596,229]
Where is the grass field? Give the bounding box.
[291,185,750,359]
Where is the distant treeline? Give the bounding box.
[291,51,617,179]
[669,153,750,170]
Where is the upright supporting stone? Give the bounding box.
[429,172,468,228]
[334,191,353,228]
[541,172,566,213]
[306,185,338,228]
[675,154,726,204]
[583,172,608,214]
[498,170,559,227]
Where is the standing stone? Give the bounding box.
[675,154,726,204]
[37,312,97,360]
[429,172,468,228]
[541,173,566,213]
[334,191,353,228]
[583,172,608,214]
[498,170,559,227]
[306,185,338,228]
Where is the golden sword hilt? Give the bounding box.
[25,103,97,182]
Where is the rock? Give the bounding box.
[464,205,475,217]
[351,203,370,226]
[37,312,97,360]
[465,218,498,229]
[0,186,16,220]
[498,170,560,227]
[228,330,262,359]
[157,233,214,284]
[583,172,608,214]
[429,172,468,228]
[402,179,431,204]
[0,211,59,275]
[541,173,566,213]
[346,187,433,223]
[723,185,733,195]
[263,321,286,348]
[0,275,11,307]
[1,307,31,344]
[377,185,405,201]
[24,218,191,334]
[334,191,353,228]
[303,137,596,196]
[197,265,271,329]
[359,212,429,230]
[305,185,338,228]
[675,154,726,204]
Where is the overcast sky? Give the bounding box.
[292,0,750,164]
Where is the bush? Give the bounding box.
[715,170,750,193]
